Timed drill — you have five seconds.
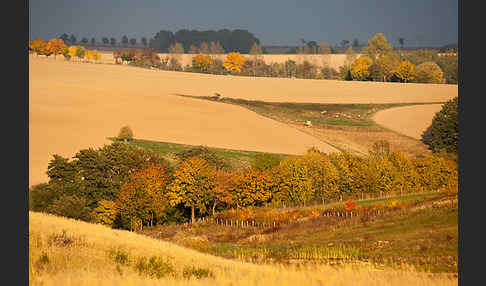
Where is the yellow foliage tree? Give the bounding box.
[192,53,214,73]
[92,200,118,227]
[351,56,373,81]
[67,46,78,60]
[275,156,315,206]
[223,52,245,74]
[91,49,102,62]
[301,151,340,204]
[232,168,275,208]
[167,157,216,223]
[394,60,415,83]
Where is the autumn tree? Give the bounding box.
[118,126,134,142]
[223,52,246,74]
[414,62,445,84]
[249,42,264,76]
[29,38,47,56]
[344,46,357,67]
[329,153,354,201]
[75,45,86,61]
[394,60,416,83]
[67,46,78,60]
[167,157,216,223]
[301,151,340,204]
[366,156,397,197]
[192,53,214,73]
[351,56,373,81]
[275,156,315,206]
[92,200,118,227]
[388,150,420,195]
[412,154,458,192]
[369,52,400,82]
[362,33,393,61]
[91,50,102,62]
[115,164,170,230]
[232,168,274,208]
[47,38,67,58]
[211,170,237,214]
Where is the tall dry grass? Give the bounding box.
[29,211,456,285]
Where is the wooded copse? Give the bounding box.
[29,140,457,231]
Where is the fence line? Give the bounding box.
[187,196,456,229]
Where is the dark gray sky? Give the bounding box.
[29,0,457,47]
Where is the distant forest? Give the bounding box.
[148,29,261,53]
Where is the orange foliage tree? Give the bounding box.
[115,164,169,230]
[29,38,47,56]
[167,157,216,223]
[192,53,214,73]
[223,52,246,74]
[47,38,67,58]
[211,170,237,214]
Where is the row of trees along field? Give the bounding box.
[58,29,260,53]
[29,38,102,62]
[112,33,457,84]
[30,100,458,231]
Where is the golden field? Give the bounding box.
[29,56,456,186]
[29,211,457,286]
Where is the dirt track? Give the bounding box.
[29,57,340,186]
[372,104,445,139]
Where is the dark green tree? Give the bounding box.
[421,97,458,154]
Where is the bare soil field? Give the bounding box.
[372,104,445,139]
[29,57,338,186]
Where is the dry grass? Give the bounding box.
[290,123,432,157]
[29,211,456,285]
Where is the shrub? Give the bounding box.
[182,266,214,279]
[414,62,445,83]
[344,199,356,212]
[117,126,133,142]
[135,256,174,279]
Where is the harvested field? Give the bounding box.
[29,57,338,186]
[372,104,445,140]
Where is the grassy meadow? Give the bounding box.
[138,192,457,274]
[29,211,457,285]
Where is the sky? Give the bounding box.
[29,0,458,47]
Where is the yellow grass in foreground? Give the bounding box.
[29,211,456,286]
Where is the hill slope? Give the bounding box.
[29,211,456,285]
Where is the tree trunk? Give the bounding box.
[212,202,216,216]
[191,206,195,224]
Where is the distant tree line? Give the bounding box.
[148,29,260,53]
